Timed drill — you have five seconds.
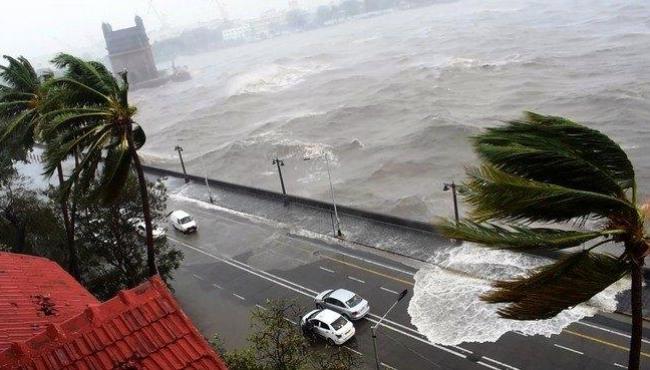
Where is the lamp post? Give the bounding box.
[200,153,214,204]
[174,145,189,183]
[371,289,409,370]
[304,154,342,237]
[273,158,287,197]
[443,181,459,224]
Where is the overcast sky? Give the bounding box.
[0,0,328,63]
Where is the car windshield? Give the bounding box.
[179,216,192,224]
[331,316,347,331]
[346,295,363,307]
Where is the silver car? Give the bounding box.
[314,289,370,320]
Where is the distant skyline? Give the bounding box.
[0,0,329,64]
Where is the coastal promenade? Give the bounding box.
[143,165,650,369]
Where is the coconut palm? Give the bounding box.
[0,55,81,279]
[41,53,157,276]
[437,112,647,370]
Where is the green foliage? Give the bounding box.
[73,175,182,300]
[437,112,648,322]
[213,299,361,370]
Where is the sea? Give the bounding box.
[133,0,650,224]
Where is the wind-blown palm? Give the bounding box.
[437,112,648,370]
[0,55,81,279]
[42,53,157,276]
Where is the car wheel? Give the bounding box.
[327,338,336,346]
[316,303,322,309]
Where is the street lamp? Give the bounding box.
[304,154,342,237]
[371,289,409,370]
[174,145,189,183]
[200,153,214,204]
[272,158,287,197]
[443,181,459,224]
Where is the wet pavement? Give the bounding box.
[161,177,650,370]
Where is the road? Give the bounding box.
[165,192,650,370]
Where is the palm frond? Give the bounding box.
[0,55,38,92]
[481,251,629,320]
[464,164,636,223]
[436,219,614,250]
[96,136,132,204]
[474,112,635,197]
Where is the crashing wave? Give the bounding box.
[408,243,629,346]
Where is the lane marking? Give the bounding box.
[482,356,521,370]
[577,321,650,344]
[553,344,583,355]
[212,283,223,289]
[476,361,500,370]
[232,293,246,301]
[451,346,472,354]
[348,276,366,284]
[380,286,399,295]
[255,304,267,310]
[381,362,398,370]
[319,266,335,273]
[192,274,204,281]
[344,346,363,356]
[323,255,414,286]
[614,363,626,368]
[564,329,650,358]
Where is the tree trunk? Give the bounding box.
[628,257,644,370]
[126,132,157,276]
[15,224,27,254]
[56,164,80,280]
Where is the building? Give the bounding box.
[0,252,227,369]
[102,16,159,85]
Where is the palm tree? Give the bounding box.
[0,55,81,279]
[42,53,157,276]
[437,112,647,370]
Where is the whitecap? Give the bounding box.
[408,243,629,346]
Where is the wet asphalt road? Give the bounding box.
[164,190,650,370]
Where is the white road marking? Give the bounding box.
[380,286,399,295]
[169,237,518,370]
[344,346,363,356]
[319,266,335,273]
[481,356,521,370]
[212,283,223,289]
[553,344,583,355]
[381,362,398,370]
[232,293,246,301]
[476,361,500,370]
[613,363,626,368]
[577,321,650,344]
[192,274,204,281]
[255,304,267,310]
[348,276,366,284]
[451,346,472,354]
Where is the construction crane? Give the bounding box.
[147,0,170,30]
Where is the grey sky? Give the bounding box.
[0,0,328,63]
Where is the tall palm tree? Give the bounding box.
[437,112,647,370]
[0,55,81,279]
[42,53,157,276]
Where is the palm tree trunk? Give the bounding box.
[56,164,80,280]
[126,131,158,276]
[629,257,644,370]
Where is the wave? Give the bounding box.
[226,62,330,96]
[408,243,628,346]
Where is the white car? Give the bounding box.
[133,221,166,240]
[169,210,198,233]
[315,289,370,320]
[300,308,355,346]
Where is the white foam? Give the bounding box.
[408,243,629,346]
[227,62,329,95]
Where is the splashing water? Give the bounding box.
[408,243,629,345]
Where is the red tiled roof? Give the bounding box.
[0,252,99,351]
[0,275,228,369]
